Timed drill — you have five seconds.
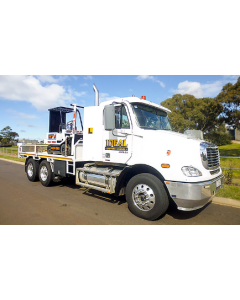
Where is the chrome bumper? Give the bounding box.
[164,175,224,211]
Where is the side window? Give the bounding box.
[122,106,130,128]
[115,105,121,129]
[115,105,130,129]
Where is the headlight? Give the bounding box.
[181,166,202,177]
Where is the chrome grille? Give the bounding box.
[206,147,220,169]
[200,142,220,170]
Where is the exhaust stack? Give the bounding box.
[93,84,99,106]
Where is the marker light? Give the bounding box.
[167,150,171,156]
[161,164,170,168]
[141,96,146,100]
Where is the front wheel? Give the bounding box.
[39,161,53,187]
[126,173,169,220]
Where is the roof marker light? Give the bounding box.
[141,96,146,100]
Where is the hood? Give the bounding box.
[130,129,219,182]
[141,129,204,147]
[132,129,205,176]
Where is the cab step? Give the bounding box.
[76,167,120,177]
[75,181,111,194]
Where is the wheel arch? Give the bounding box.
[115,164,167,196]
[25,156,45,172]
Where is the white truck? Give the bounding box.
[19,84,224,220]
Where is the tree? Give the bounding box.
[161,94,223,133]
[0,126,19,144]
[216,76,240,128]
[161,94,195,132]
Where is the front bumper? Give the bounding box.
[164,174,224,211]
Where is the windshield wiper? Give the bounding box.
[140,127,158,130]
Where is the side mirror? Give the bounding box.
[104,105,115,131]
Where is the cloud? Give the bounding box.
[20,130,26,132]
[66,87,86,98]
[137,75,151,80]
[36,75,68,83]
[36,75,58,83]
[7,109,38,119]
[223,75,240,80]
[173,77,239,98]
[0,75,79,111]
[174,81,203,97]
[80,83,88,87]
[136,75,165,88]
[17,120,46,128]
[99,93,121,104]
[17,121,37,128]
[84,75,93,80]
[74,91,86,97]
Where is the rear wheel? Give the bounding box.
[39,160,53,187]
[26,158,39,182]
[126,173,169,220]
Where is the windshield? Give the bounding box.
[131,103,172,130]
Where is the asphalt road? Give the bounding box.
[0,160,240,225]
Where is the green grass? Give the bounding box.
[219,144,240,157]
[220,158,240,169]
[216,185,240,200]
[221,168,240,185]
[219,145,240,199]
[0,146,18,156]
[232,170,240,178]
[0,154,25,163]
[231,170,240,185]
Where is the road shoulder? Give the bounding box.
[0,158,25,165]
[212,197,240,209]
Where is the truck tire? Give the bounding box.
[39,160,53,187]
[126,173,169,220]
[26,158,39,182]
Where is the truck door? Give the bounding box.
[103,104,132,164]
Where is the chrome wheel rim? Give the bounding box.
[27,163,34,177]
[40,166,48,182]
[132,184,156,211]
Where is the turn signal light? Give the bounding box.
[141,96,146,100]
[161,164,170,168]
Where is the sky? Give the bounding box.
[0,75,239,141]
